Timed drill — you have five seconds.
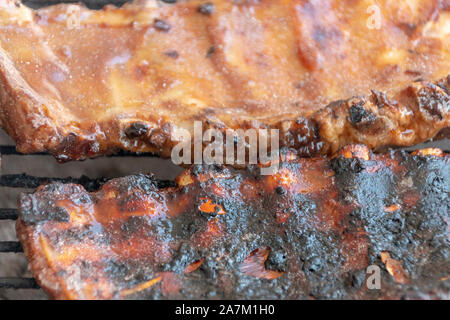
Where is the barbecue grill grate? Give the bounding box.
[0,164,34,289]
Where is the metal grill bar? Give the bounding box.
[0,242,23,253]
[0,208,18,220]
[0,278,40,289]
[0,145,158,157]
[0,173,176,190]
[23,0,131,9]
[0,173,107,192]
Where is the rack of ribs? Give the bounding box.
[0,0,448,161]
[16,145,450,299]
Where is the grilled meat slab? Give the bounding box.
[17,145,450,299]
[0,0,449,160]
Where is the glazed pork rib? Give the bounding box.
[17,145,450,299]
[0,0,449,161]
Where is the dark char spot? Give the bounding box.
[125,122,149,139]
[348,102,376,126]
[206,46,215,58]
[164,50,179,59]
[198,3,215,15]
[154,19,171,32]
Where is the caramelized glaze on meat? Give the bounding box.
[17,145,450,299]
[0,0,449,160]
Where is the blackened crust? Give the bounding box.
[17,146,450,299]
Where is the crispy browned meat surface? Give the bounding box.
[17,145,450,299]
[0,0,449,160]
